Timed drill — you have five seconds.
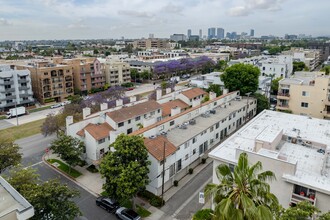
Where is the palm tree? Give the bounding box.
[205,153,279,220]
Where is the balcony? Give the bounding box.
[44,92,51,98]
[91,79,105,83]
[20,86,30,90]
[66,88,73,94]
[80,74,86,79]
[19,93,32,98]
[65,76,73,81]
[43,79,51,85]
[18,78,29,83]
[290,192,316,206]
[6,88,15,92]
[0,81,14,85]
[65,82,73,87]
[51,71,57,77]
[277,92,290,100]
[19,99,34,105]
[0,95,16,101]
[276,104,290,111]
[58,70,64,76]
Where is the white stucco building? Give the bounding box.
[209,110,330,212]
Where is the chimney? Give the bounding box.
[156,89,162,100]
[130,96,137,103]
[83,107,91,119]
[209,91,217,100]
[171,106,181,116]
[65,116,73,134]
[116,99,123,107]
[100,103,108,111]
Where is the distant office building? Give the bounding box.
[199,29,202,39]
[250,29,255,37]
[187,29,192,38]
[189,35,199,41]
[208,27,216,39]
[170,34,187,42]
[217,28,225,39]
[132,38,169,49]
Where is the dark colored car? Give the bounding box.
[115,207,141,220]
[96,197,119,213]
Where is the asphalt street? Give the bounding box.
[15,134,116,220]
[161,162,213,220]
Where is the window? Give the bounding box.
[44,72,48,75]
[169,164,175,177]
[118,122,124,127]
[210,126,214,132]
[302,91,309,96]
[98,138,105,144]
[216,133,219,139]
[210,139,214,144]
[177,159,182,171]
[135,116,140,121]
[193,149,196,155]
[150,111,155,116]
[128,119,131,124]
[160,158,166,165]
[301,102,309,108]
[170,120,175,126]
[214,101,217,106]
[127,128,132,134]
[216,122,219,129]
[157,109,160,113]
[184,141,190,149]
[185,154,189,160]
[193,137,197,143]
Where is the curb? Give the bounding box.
[42,153,100,198]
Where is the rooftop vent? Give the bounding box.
[149,135,156,139]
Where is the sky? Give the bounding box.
[0,0,329,41]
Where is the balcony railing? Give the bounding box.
[20,86,30,90]
[291,192,316,206]
[278,93,290,97]
[0,81,14,85]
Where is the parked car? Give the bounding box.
[115,207,141,220]
[61,100,71,106]
[270,104,276,111]
[95,197,119,213]
[50,103,62,109]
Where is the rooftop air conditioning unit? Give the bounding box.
[149,135,156,139]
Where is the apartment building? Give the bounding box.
[132,39,169,50]
[209,110,330,212]
[66,100,162,163]
[16,61,74,104]
[282,48,321,71]
[0,176,34,219]
[276,71,330,119]
[132,91,257,195]
[98,59,131,86]
[56,57,105,94]
[0,65,34,112]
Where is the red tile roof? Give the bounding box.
[106,100,161,123]
[160,99,190,117]
[181,88,207,99]
[144,136,177,161]
[76,122,113,140]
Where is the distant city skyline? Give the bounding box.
[0,0,329,41]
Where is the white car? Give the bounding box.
[61,100,71,106]
[50,103,62,109]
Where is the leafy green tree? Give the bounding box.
[50,132,85,173]
[280,201,320,220]
[205,152,279,220]
[141,70,151,80]
[193,209,214,220]
[93,49,99,54]
[206,84,223,97]
[41,113,62,137]
[215,60,228,71]
[253,93,270,114]
[271,77,283,95]
[6,166,81,220]
[100,134,150,210]
[319,212,330,220]
[130,69,140,81]
[105,51,111,56]
[0,138,22,173]
[220,63,260,94]
[293,61,306,73]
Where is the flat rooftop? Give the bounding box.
[166,98,248,147]
[209,110,330,193]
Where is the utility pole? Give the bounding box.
[15,101,18,126]
[161,141,166,205]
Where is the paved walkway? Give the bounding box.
[45,152,213,220]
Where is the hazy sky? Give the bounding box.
[0,0,329,41]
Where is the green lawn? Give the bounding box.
[136,205,151,217]
[47,159,82,178]
[0,115,6,120]
[28,106,51,113]
[0,118,45,140]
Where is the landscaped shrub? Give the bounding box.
[86,164,98,173]
[174,180,179,187]
[201,158,207,164]
[138,190,165,207]
[189,168,194,174]
[149,197,164,207]
[192,209,214,220]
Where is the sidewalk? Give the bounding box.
[44,151,213,219]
